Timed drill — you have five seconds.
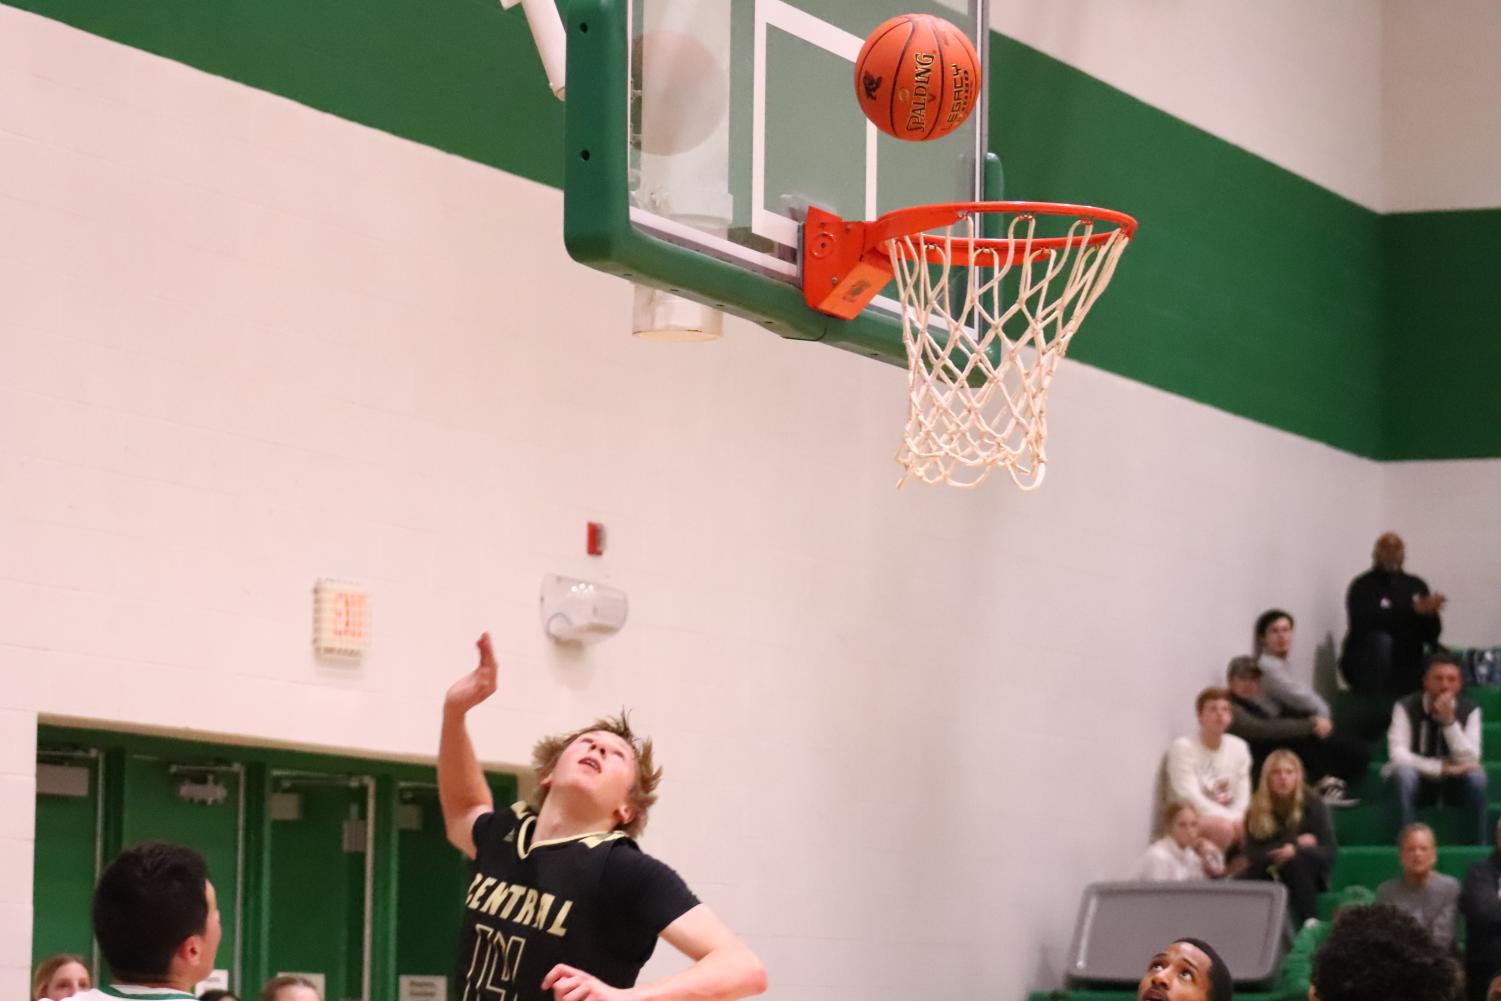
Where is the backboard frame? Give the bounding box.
[562,0,996,366]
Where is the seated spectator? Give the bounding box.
[1341,531,1445,699]
[1253,609,1330,719]
[1489,973,1501,1001]
[1131,801,1225,881]
[32,956,91,1001]
[1376,822,1461,951]
[258,978,320,1001]
[1310,904,1459,1001]
[1136,938,1232,1001]
[1241,749,1336,927]
[1461,819,1501,1001]
[1387,652,1487,845]
[1166,688,1252,854]
[1225,652,1369,805]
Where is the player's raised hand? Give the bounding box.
[445,633,500,714]
[541,964,629,1001]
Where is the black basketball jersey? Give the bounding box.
[455,803,700,1001]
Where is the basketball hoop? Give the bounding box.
[802,201,1136,489]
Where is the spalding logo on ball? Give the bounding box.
[854,13,980,141]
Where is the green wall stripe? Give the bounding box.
[5,0,566,189]
[988,33,1389,456]
[1382,209,1501,459]
[5,1,1496,460]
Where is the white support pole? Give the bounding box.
[500,0,568,100]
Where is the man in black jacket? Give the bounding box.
[1341,532,1445,699]
[1461,820,1501,1001]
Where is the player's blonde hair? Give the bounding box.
[527,712,661,839]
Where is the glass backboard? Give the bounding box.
[563,0,992,360]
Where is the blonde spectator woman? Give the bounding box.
[1243,749,1337,926]
[33,956,91,1000]
[257,978,320,1001]
[1132,801,1226,881]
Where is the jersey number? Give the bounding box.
[463,924,526,1001]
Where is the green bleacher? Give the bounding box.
[1030,685,1501,1001]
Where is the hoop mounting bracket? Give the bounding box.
[801,207,895,320]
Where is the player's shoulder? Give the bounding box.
[473,801,532,850]
[599,838,697,913]
[480,800,535,828]
[600,838,678,880]
[71,988,195,1001]
[46,990,108,1001]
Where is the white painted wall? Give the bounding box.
[988,0,1386,209]
[1381,0,1501,212]
[1382,461,1501,648]
[1,9,1498,1001]
[990,0,1501,213]
[0,710,37,999]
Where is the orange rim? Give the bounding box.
[871,200,1137,266]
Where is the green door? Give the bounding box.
[33,728,519,1001]
[393,785,466,996]
[391,777,517,1001]
[266,773,372,1001]
[119,754,244,990]
[32,749,101,976]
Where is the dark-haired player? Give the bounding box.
[1138,938,1232,1001]
[40,841,221,1001]
[439,633,766,1001]
[1310,904,1457,1001]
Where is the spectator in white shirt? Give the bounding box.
[1386,653,1487,844]
[1166,687,1253,853]
[1132,801,1225,881]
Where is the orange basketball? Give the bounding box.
[854,13,981,142]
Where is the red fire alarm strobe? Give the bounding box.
[587,522,605,556]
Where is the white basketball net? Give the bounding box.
[886,211,1131,489]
